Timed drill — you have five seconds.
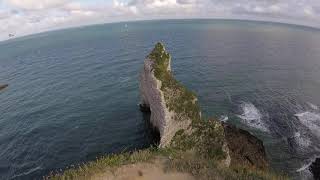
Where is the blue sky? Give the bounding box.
[1,0,320,41]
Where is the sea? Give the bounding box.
[1,19,320,179]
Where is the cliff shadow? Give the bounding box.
[140,110,161,146]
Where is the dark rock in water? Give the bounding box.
[223,122,269,170]
[310,158,320,180]
[0,84,8,91]
[139,103,151,112]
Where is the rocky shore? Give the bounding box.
[223,123,268,170]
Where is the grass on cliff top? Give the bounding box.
[148,42,201,122]
[47,146,288,180]
[166,150,288,180]
[170,118,226,160]
[46,147,174,180]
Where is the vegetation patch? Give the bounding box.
[166,155,288,180]
[171,118,226,161]
[148,42,201,122]
[48,146,287,180]
[46,147,170,180]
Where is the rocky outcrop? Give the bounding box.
[0,84,8,91]
[309,158,320,180]
[140,43,200,147]
[140,42,268,170]
[223,123,269,170]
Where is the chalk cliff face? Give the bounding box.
[140,42,269,171]
[140,43,199,147]
[140,54,170,146]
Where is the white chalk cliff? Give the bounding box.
[139,43,269,174]
[140,43,199,147]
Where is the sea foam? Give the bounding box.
[296,157,320,180]
[295,112,320,138]
[219,115,229,122]
[307,102,318,110]
[296,162,313,180]
[293,131,311,148]
[237,102,269,132]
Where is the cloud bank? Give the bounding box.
[0,0,320,41]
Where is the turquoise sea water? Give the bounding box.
[1,19,320,179]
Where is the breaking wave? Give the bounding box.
[219,115,229,122]
[237,102,269,132]
[296,156,320,180]
[295,112,320,138]
[307,102,318,110]
[296,161,313,180]
[296,161,312,172]
[292,132,311,148]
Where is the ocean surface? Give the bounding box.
[1,19,320,179]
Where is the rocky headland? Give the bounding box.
[49,43,287,180]
[139,42,269,169]
[140,42,200,147]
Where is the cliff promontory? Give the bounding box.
[49,43,287,180]
[139,42,269,170]
[140,42,200,147]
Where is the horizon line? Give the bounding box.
[2,17,320,44]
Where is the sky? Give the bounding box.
[1,0,320,41]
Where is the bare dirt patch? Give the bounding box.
[92,158,194,180]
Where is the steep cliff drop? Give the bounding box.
[139,42,269,170]
[140,42,200,147]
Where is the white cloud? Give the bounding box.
[3,0,67,10]
[1,0,320,41]
[304,6,315,17]
[0,9,10,19]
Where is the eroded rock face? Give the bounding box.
[139,43,195,147]
[223,123,269,170]
[140,57,168,146]
[139,43,269,172]
[309,158,320,180]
